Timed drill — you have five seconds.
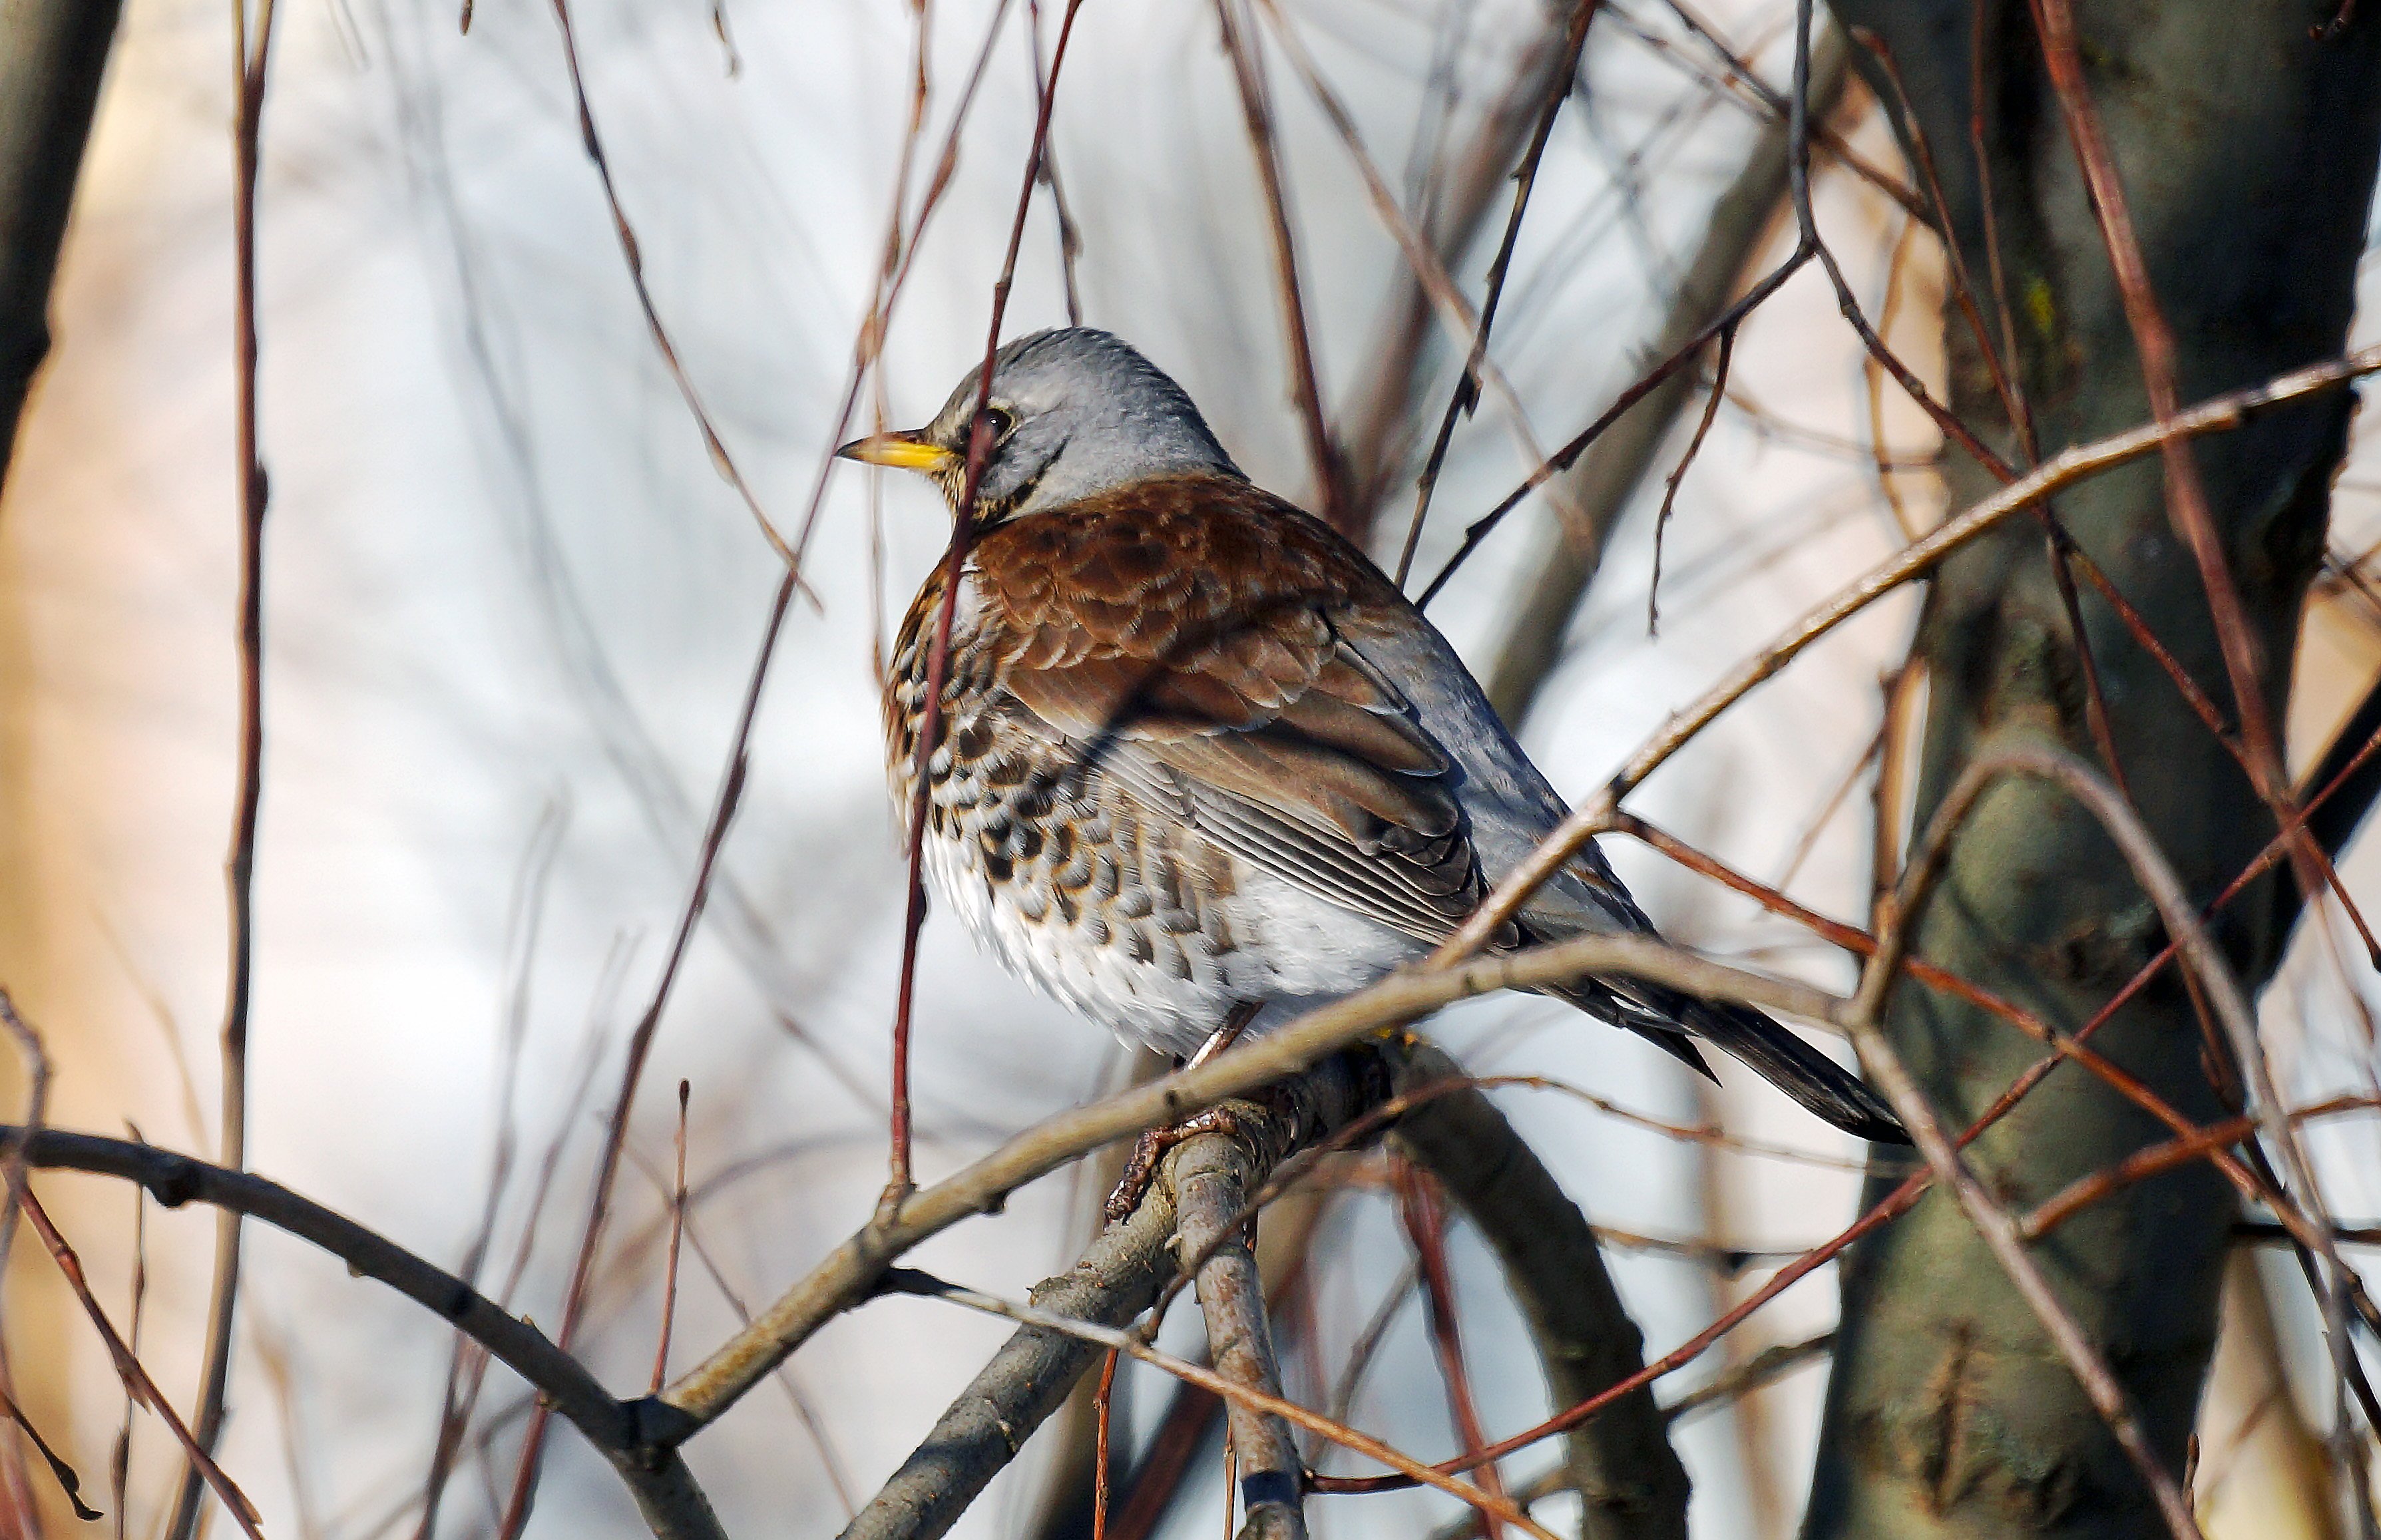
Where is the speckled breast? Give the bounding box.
[883,566,1253,1053]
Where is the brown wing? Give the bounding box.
[966,473,1493,944]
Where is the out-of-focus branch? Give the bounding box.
[1213,0,1346,537]
[1424,1334,1835,1540]
[1442,341,2381,964]
[1388,1044,1689,1540]
[1338,0,1584,535]
[0,0,122,493]
[1484,22,1849,725]
[837,1055,1377,1540]
[881,1269,1559,1539]
[0,992,49,1530]
[19,1189,266,1540]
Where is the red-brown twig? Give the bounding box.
[1436,339,2381,963]
[2023,1097,2381,1244]
[175,0,280,1531]
[652,1079,692,1394]
[887,0,1088,1202]
[1245,0,1588,547]
[1309,709,2381,1501]
[21,1188,266,1540]
[1394,1161,1508,1538]
[885,1269,1559,1539]
[2021,0,2364,1007]
[1092,1348,1120,1540]
[112,1129,152,1540]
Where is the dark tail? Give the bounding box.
[1679,996,1908,1145]
[1572,978,1910,1145]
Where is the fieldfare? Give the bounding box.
[843,327,1907,1165]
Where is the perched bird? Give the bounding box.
[842,327,1907,1176]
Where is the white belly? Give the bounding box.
[923,826,1424,1060]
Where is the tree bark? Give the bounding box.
[0,0,123,494]
[1807,5,2381,1538]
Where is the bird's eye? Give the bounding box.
[978,406,1015,441]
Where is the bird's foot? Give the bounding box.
[1103,1104,1255,1226]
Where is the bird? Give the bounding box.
[841,327,1908,1198]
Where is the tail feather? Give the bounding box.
[1564,978,1909,1145]
[1677,997,1909,1145]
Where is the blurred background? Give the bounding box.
[1,0,2376,1534]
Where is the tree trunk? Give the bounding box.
[1806,3,2381,1537]
[0,0,124,493]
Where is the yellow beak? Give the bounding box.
[835,430,957,475]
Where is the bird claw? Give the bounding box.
[1103,1105,1253,1225]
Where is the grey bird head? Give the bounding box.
[836,328,1241,520]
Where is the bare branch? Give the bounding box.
[1441,341,2381,964]
[174,1,282,1529]
[0,1124,727,1540]
[657,928,1846,1433]
[835,1166,1180,1540]
[880,1271,1561,1540]
[839,1056,1377,1540]
[1176,1131,1306,1540]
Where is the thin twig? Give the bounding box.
[0,993,49,1540]
[1480,19,1851,718]
[541,0,805,574]
[112,1131,150,1540]
[652,1079,691,1394]
[1645,322,1733,636]
[1213,0,1346,534]
[1440,341,2381,963]
[0,1125,729,1539]
[23,1188,266,1540]
[884,1270,1560,1540]
[1390,0,1600,584]
[887,0,1088,1201]
[1022,0,1084,324]
[1393,1161,1507,1539]
[2023,1097,2381,1244]
[0,993,46,1291]
[176,0,280,1527]
[1245,0,1590,544]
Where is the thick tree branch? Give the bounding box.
[1388,1044,1691,1540]
[835,1171,1179,1540]
[837,1056,1377,1540]
[0,1125,726,1540]
[654,930,1842,1434]
[1176,1131,1306,1540]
